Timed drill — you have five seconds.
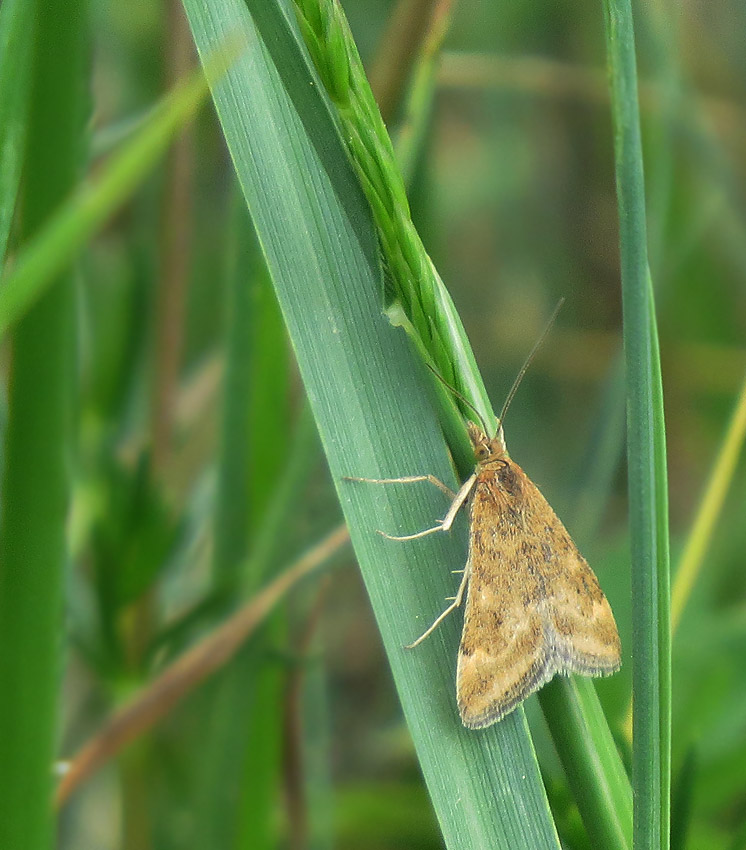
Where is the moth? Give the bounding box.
[348,309,621,728]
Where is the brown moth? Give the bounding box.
[347,310,621,728]
[454,421,620,728]
[351,419,621,729]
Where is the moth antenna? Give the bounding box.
[425,364,491,436]
[498,298,565,427]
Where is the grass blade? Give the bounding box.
[602,2,672,848]
[0,1,87,846]
[540,678,632,850]
[182,0,562,845]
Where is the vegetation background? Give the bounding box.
[1,0,745,848]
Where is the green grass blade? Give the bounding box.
[602,2,672,848]
[540,678,633,850]
[0,49,230,340]
[647,279,672,847]
[0,0,87,846]
[182,0,561,846]
[0,0,33,265]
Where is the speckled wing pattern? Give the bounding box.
[456,458,621,729]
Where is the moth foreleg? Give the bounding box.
[343,474,456,499]
[349,473,476,542]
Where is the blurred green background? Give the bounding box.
[2,0,745,848]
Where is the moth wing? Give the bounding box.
[456,477,556,729]
[456,463,620,729]
[538,507,621,677]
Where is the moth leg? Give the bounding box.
[379,525,444,541]
[343,474,456,499]
[377,473,477,541]
[406,565,470,649]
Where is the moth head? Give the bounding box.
[467,421,507,463]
